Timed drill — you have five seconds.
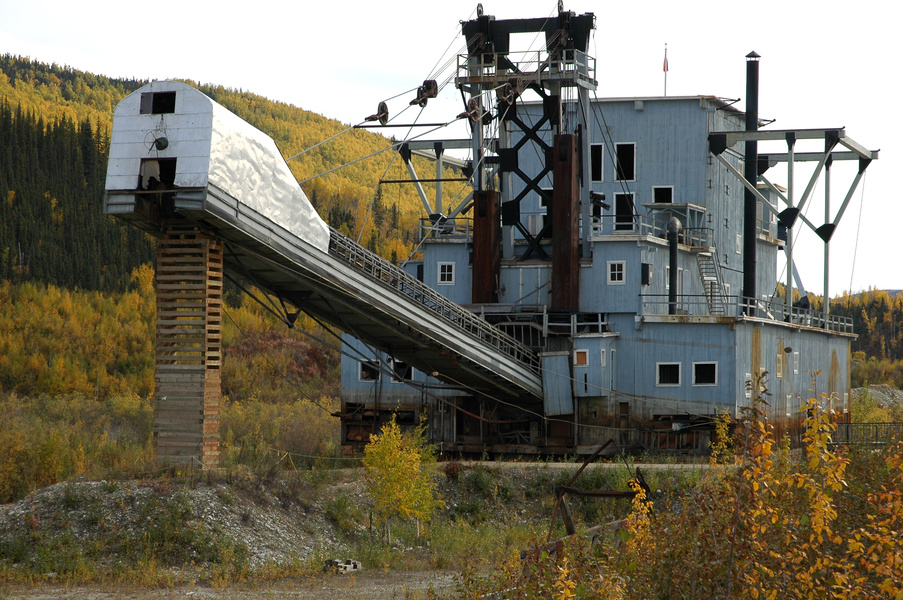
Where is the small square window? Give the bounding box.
[653,186,673,204]
[140,91,176,115]
[359,361,380,382]
[574,349,589,367]
[438,262,455,285]
[657,362,680,386]
[693,362,717,386]
[391,359,412,382]
[607,261,626,285]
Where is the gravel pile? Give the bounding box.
[0,476,357,569]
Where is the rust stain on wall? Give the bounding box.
[829,349,840,396]
[751,326,762,377]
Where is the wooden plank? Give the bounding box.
[156,284,212,291]
[153,229,227,470]
[156,327,218,335]
[155,346,210,353]
[157,312,208,319]
[155,398,205,407]
[155,372,206,382]
[157,264,208,272]
[155,363,207,372]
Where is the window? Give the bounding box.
[641,263,653,286]
[527,214,544,236]
[653,186,673,204]
[438,262,455,285]
[391,359,412,382]
[657,362,681,386]
[607,261,626,285]
[139,158,177,190]
[793,352,800,375]
[600,349,607,367]
[574,349,589,366]
[776,352,783,378]
[590,144,604,182]
[139,91,176,114]
[693,362,717,385]
[359,361,380,382]
[736,234,742,255]
[615,193,635,231]
[615,143,635,181]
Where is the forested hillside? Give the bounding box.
[2,53,901,392]
[0,54,458,293]
[831,289,903,387]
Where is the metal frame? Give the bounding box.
[709,127,878,311]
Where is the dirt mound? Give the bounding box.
[0,475,350,572]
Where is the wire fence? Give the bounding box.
[832,422,903,446]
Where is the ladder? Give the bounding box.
[696,251,726,316]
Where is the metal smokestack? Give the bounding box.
[668,217,681,315]
[743,51,760,314]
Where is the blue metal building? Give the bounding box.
[338,7,876,455]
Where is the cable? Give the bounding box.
[285,124,358,162]
[297,119,462,185]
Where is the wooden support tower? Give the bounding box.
[153,224,223,468]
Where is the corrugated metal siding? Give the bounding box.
[573,334,616,398]
[339,334,465,404]
[606,315,738,419]
[580,243,642,313]
[542,352,575,416]
[421,242,471,304]
[735,322,852,419]
[499,264,551,306]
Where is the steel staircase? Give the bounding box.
[696,251,727,316]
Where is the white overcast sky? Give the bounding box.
[0,0,896,297]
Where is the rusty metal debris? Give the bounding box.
[525,439,653,561]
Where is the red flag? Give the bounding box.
[663,49,669,73]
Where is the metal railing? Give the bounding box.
[832,423,903,446]
[419,217,473,241]
[740,297,854,333]
[757,217,777,240]
[590,216,712,248]
[641,294,855,333]
[641,294,738,318]
[327,227,541,375]
[457,49,596,88]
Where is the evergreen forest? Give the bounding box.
[0,53,463,291]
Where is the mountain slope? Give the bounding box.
[1,54,447,293]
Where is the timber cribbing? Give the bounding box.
[153,225,223,468]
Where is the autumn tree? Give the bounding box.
[362,415,442,542]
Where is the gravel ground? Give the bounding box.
[0,461,688,599]
[0,571,458,599]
